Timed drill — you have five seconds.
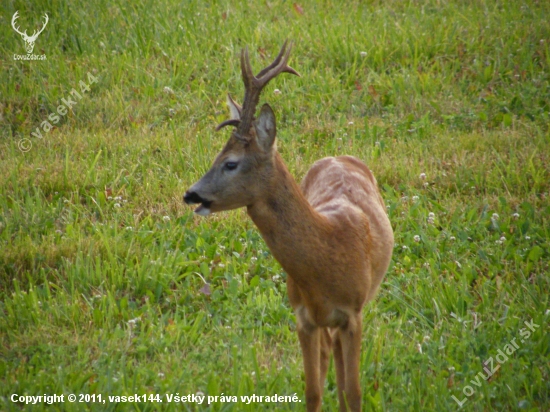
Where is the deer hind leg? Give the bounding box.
[337,313,363,412]
[296,310,322,412]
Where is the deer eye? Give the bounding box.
[224,161,239,171]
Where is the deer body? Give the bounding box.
[184,42,393,411]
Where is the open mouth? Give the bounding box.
[184,191,213,216]
[194,200,212,216]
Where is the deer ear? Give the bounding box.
[227,94,242,120]
[255,104,277,151]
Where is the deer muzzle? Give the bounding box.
[184,190,212,216]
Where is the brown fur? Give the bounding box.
[184,44,393,412]
[247,153,393,412]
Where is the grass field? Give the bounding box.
[1,0,549,410]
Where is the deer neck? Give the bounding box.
[246,152,331,281]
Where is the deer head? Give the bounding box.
[184,41,299,216]
[12,11,49,54]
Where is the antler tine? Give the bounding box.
[11,11,28,36]
[215,119,241,132]
[256,41,301,82]
[235,41,299,136]
[240,47,254,89]
[29,13,48,39]
[255,40,290,79]
[37,14,49,35]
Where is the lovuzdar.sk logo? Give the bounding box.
[11,10,48,61]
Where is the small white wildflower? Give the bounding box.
[450,236,456,241]
[114,203,121,208]
[419,173,427,180]
[272,274,281,282]
[218,263,225,268]
[108,196,113,200]
[525,235,531,240]
[402,245,409,250]
[250,256,258,262]
[360,51,367,58]
[125,226,133,231]
[492,213,499,221]
[512,213,520,220]
[423,335,431,343]
[273,88,281,95]
[401,195,409,202]
[348,121,354,125]
[163,86,174,95]
[127,318,139,326]
[423,182,429,188]
[500,236,506,242]
[99,41,106,49]
[413,235,421,242]
[423,262,430,268]
[375,141,380,146]
[428,217,435,225]
[114,196,122,201]
[163,215,170,222]
[158,372,165,379]
[219,245,226,250]
[428,212,435,218]
[412,196,419,202]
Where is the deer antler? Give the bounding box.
[11,11,28,38]
[217,41,300,136]
[28,13,49,41]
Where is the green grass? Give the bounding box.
[1,0,549,411]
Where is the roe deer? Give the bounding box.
[184,41,394,412]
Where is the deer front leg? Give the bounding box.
[338,313,363,412]
[296,309,322,412]
[332,329,347,411]
[319,327,332,389]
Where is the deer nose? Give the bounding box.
[184,191,205,205]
